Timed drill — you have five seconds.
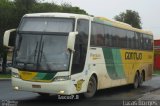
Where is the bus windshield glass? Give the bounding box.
[19,17,74,33]
[13,17,74,71]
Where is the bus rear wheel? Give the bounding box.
[84,76,97,98]
[139,72,144,87]
[133,73,139,89]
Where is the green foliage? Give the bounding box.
[15,0,36,12]
[153,70,160,75]
[0,0,16,34]
[0,0,17,55]
[0,74,11,78]
[114,10,142,29]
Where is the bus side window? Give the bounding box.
[104,25,111,47]
[135,32,139,49]
[71,19,89,75]
[122,29,127,48]
[91,22,96,46]
[96,24,105,46]
[91,22,105,46]
[149,35,153,50]
[143,34,147,50]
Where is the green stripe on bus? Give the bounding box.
[113,49,125,79]
[102,48,125,80]
[32,72,57,81]
[42,72,57,80]
[33,73,47,80]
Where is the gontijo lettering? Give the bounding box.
[90,53,101,60]
[125,52,142,60]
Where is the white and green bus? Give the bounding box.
[4,13,153,98]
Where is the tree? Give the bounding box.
[15,0,36,12]
[61,3,87,14]
[0,0,16,73]
[114,10,142,29]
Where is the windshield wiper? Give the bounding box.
[39,41,44,62]
[34,41,39,61]
[38,41,52,71]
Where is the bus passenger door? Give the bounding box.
[70,19,89,93]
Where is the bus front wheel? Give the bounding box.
[38,93,50,97]
[84,76,97,98]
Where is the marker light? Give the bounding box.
[59,90,65,94]
[54,76,70,81]
[14,86,19,90]
[12,72,19,78]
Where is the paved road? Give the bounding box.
[0,75,160,106]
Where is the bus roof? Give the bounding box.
[23,13,153,35]
[94,17,153,35]
[23,12,91,20]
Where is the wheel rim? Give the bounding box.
[134,74,139,88]
[85,77,96,97]
[87,80,95,93]
[139,73,143,86]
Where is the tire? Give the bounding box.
[133,73,139,89]
[84,76,97,98]
[139,72,144,87]
[38,93,50,97]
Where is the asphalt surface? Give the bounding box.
[0,75,160,106]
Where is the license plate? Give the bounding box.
[32,85,41,88]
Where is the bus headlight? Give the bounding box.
[12,72,19,78]
[54,76,70,81]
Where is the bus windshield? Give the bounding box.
[13,17,74,71]
[19,17,74,33]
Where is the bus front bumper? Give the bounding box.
[12,77,71,95]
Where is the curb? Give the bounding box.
[137,87,160,100]
[152,74,160,76]
[149,87,160,92]
[0,78,11,81]
[136,87,160,100]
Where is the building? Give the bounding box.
[154,40,160,70]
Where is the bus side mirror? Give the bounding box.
[67,32,78,51]
[3,29,16,47]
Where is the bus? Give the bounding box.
[3,13,153,98]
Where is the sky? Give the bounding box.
[46,0,160,40]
